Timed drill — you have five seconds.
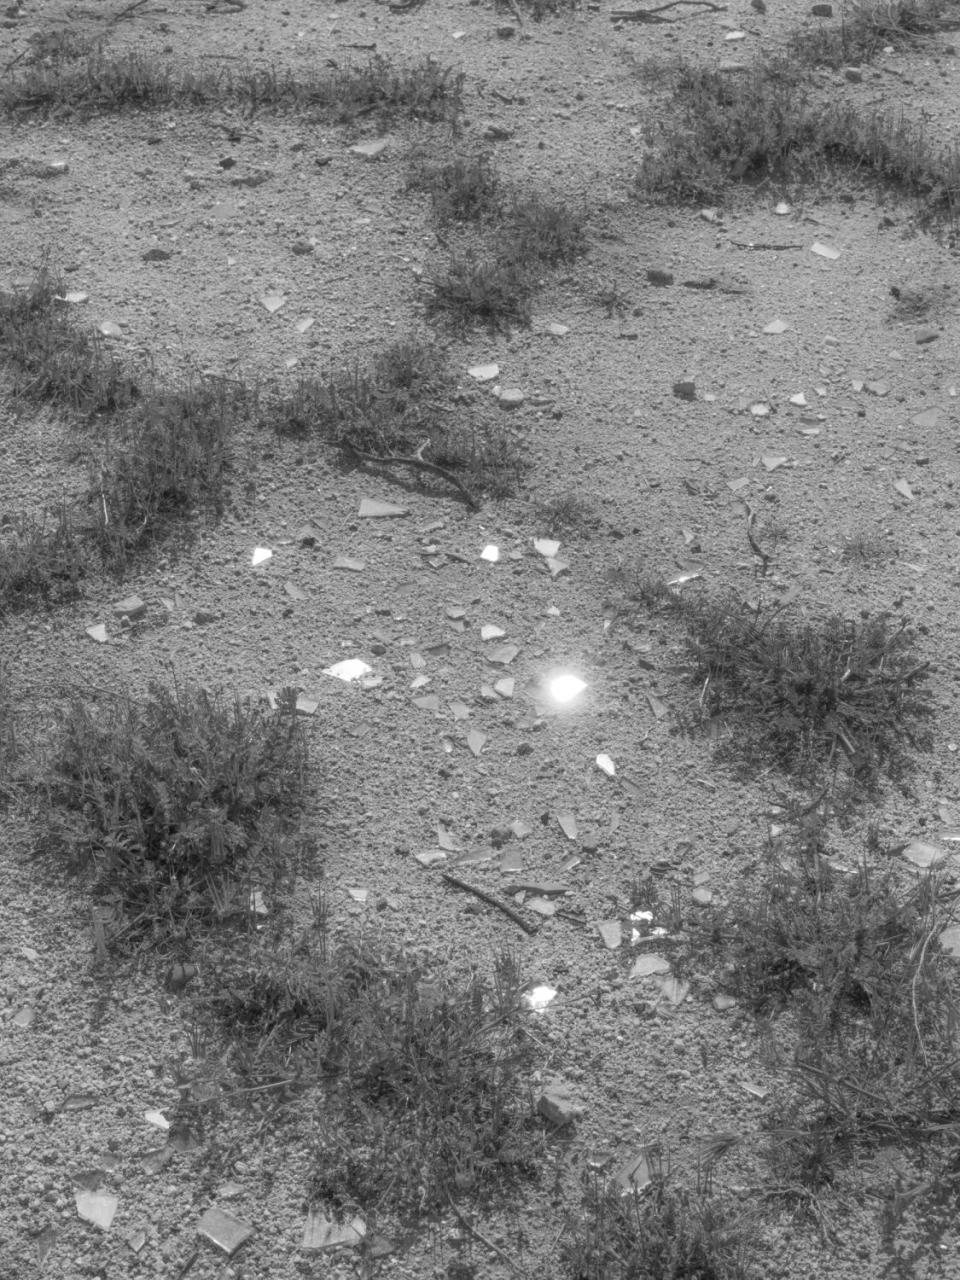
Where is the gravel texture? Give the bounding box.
[3,0,960,1276]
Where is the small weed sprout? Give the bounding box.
[427,250,534,333]
[406,148,502,225]
[564,1156,756,1280]
[536,490,600,537]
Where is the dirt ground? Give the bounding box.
[3,0,960,1276]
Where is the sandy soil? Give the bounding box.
[3,0,960,1276]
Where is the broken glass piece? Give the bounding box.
[322,659,371,682]
[658,974,689,1004]
[85,624,108,644]
[939,925,960,957]
[499,848,524,872]
[197,1206,253,1256]
[903,840,948,868]
[527,897,557,916]
[359,498,408,518]
[143,1109,169,1129]
[511,818,532,838]
[545,557,569,578]
[741,1081,769,1100]
[12,1006,35,1028]
[630,954,671,978]
[494,677,514,698]
[410,674,430,690]
[557,812,578,840]
[251,546,272,566]
[437,825,462,851]
[295,695,319,715]
[467,728,486,757]
[596,754,616,777]
[36,1225,58,1262]
[347,888,368,904]
[763,318,788,334]
[487,644,519,665]
[76,1191,118,1231]
[534,537,561,557]
[810,241,841,260]
[284,581,307,601]
[548,674,586,703]
[414,849,447,867]
[523,985,557,1011]
[449,700,470,720]
[468,363,499,381]
[413,694,441,712]
[481,624,505,641]
[480,544,500,562]
[614,1150,652,1195]
[598,920,621,949]
[332,556,365,572]
[302,1210,366,1251]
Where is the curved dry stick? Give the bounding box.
[440,872,539,935]
[342,440,481,510]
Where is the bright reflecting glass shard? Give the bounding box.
[251,546,272,566]
[322,659,372,682]
[480,544,500,563]
[549,673,587,703]
[523,985,557,1012]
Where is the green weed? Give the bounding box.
[427,251,534,333]
[680,594,933,788]
[91,377,246,562]
[691,822,960,1258]
[2,50,464,124]
[789,0,960,68]
[210,934,542,1220]
[637,60,960,228]
[535,490,600,537]
[506,193,588,266]
[269,336,524,499]
[564,1158,756,1280]
[406,148,502,225]
[0,506,86,613]
[42,680,308,945]
[0,268,139,415]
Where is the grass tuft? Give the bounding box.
[0,506,86,613]
[564,1158,755,1279]
[209,934,542,1219]
[693,830,960,1254]
[2,50,463,124]
[427,251,534,333]
[680,594,933,788]
[789,0,960,68]
[0,268,140,414]
[406,148,503,225]
[637,60,960,228]
[42,680,307,946]
[269,337,525,498]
